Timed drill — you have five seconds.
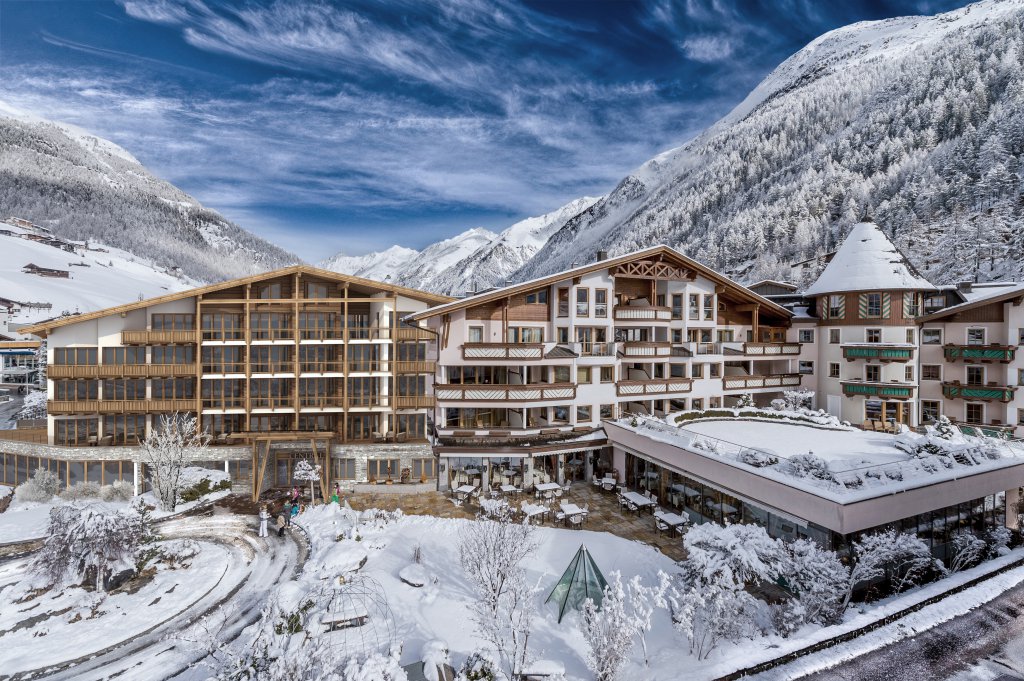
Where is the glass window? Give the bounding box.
[556,327,569,343]
[688,294,699,320]
[576,288,589,316]
[866,293,882,317]
[152,313,194,330]
[799,360,814,375]
[554,366,571,383]
[594,289,608,317]
[525,289,547,304]
[967,328,986,345]
[922,365,941,380]
[966,403,984,424]
[671,294,683,320]
[829,328,841,344]
[468,326,483,343]
[967,366,985,385]
[906,328,916,344]
[692,363,703,378]
[828,362,840,378]
[905,365,914,382]
[600,404,614,419]
[1019,328,1024,345]
[798,329,814,343]
[866,329,881,343]
[258,282,282,299]
[709,363,721,378]
[576,367,592,384]
[557,289,569,317]
[922,329,942,345]
[703,295,714,321]
[904,294,920,317]
[305,281,329,298]
[921,400,941,423]
[828,295,843,319]
[576,405,592,422]
[866,365,881,382]
[600,366,614,383]
[1017,408,1024,426]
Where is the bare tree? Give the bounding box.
[293,459,321,506]
[459,511,539,680]
[581,572,639,681]
[141,412,209,511]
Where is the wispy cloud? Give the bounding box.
[680,35,736,62]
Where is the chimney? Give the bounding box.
[956,281,973,294]
[596,250,608,262]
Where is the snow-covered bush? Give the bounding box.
[60,481,101,501]
[419,640,451,681]
[340,652,409,681]
[581,573,637,681]
[769,398,786,411]
[15,466,61,502]
[100,479,135,502]
[782,539,848,625]
[178,468,231,503]
[843,529,936,608]
[987,526,1013,557]
[456,651,499,681]
[783,389,814,411]
[736,393,755,408]
[738,448,778,468]
[34,502,152,591]
[0,485,12,513]
[934,415,957,440]
[786,452,833,481]
[947,533,987,573]
[14,390,47,420]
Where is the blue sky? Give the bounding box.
[0,0,970,261]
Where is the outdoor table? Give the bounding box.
[559,502,585,516]
[622,491,655,510]
[500,484,519,494]
[454,484,475,500]
[464,468,480,475]
[522,503,548,523]
[654,511,687,528]
[536,482,561,492]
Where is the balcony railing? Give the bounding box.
[394,360,437,373]
[49,398,196,414]
[251,363,295,374]
[578,342,616,357]
[695,342,721,355]
[616,378,693,396]
[298,362,346,374]
[49,363,195,378]
[298,396,346,408]
[394,395,436,409]
[201,397,245,409]
[395,326,433,341]
[613,305,672,321]
[462,343,545,360]
[738,342,802,356]
[722,373,802,390]
[435,383,576,402]
[250,396,295,409]
[840,381,915,399]
[942,382,1016,402]
[202,363,247,374]
[122,330,197,344]
[943,344,1017,363]
[619,341,671,358]
[841,344,915,362]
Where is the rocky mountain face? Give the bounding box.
[0,105,297,283]
[513,0,1024,288]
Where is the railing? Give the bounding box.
[944,345,1017,363]
[616,378,693,396]
[613,305,672,321]
[696,342,721,355]
[671,343,694,358]
[298,328,344,341]
[200,330,245,341]
[942,382,1016,402]
[201,398,245,409]
[840,381,915,398]
[50,363,195,378]
[49,398,196,414]
[122,330,197,344]
[435,383,576,402]
[250,329,294,341]
[722,374,802,390]
[250,363,295,374]
[347,362,384,373]
[462,343,545,360]
[394,395,436,409]
[393,360,436,373]
[298,396,346,408]
[950,420,1019,438]
[250,396,295,409]
[578,342,616,357]
[620,341,671,358]
[0,428,47,444]
[299,362,346,374]
[841,345,915,362]
[741,342,802,356]
[202,363,247,374]
[395,326,433,341]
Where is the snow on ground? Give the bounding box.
[293,506,682,679]
[0,538,233,676]
[0,221,196,325]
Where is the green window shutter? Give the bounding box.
[838,296,846,318]
[858,293,869,319]
[882,293,891,318]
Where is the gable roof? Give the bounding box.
[408,245,791,321]
[749,279,799,292]
[21,264,454,337]
[918,282,1024,322]
[803,222,934,296]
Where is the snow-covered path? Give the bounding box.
[7,515,301,681]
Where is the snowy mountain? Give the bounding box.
[513,0,1024,287]
[320,196,600,294]
[0,221,197,325]
[0,102,298,283]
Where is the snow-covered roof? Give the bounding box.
[803,222,934,296]
[920,282,1024,322]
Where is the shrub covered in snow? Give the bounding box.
[100,479,136,502]
[785,452,833,481]
[14,390,47,420]
[987,526,1013,557]
[178,468,231,503]
[783,389,814,411]
[456,651,499,681]
[737,448,778,468]
[60,481,101,501]
[15,466,61,503]
[0,484,12,514]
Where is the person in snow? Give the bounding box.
[331,483,340,504]
[284,501,292,526]
[291,486,300,504]
[276,505,287,537]
[258,504,269,538]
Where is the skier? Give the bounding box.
[258,504,269,538]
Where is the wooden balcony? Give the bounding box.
[297,362,346,374]
[616,378,693,397]
[840,381,915,399]
[613,305,672,322]
[722,373,802,391]
[122,330,197,344]
[49,398,197,414]
[395,326,434,341]
[297,396,347,408]
[943,344,1017,363]
[739,342,802,356]
[942,382,1016,403]
[394,395,436,409]
[841,344,915,362]
[49,363,196,378]
[619,341,671,358]
[462,343,545,360]
[393,360,437,373]
[434,383,576,402]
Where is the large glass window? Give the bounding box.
[594,289,608,317]
[54,380,99,400]
[152,378,195,399]
[576,288,589,316]
[152,313,194,330]
[53,347,97,365]
[102,378,146,400]
[922,329,942,345]
[102,347,146,364]
[152,345,194,364]
[201,313,243,340]
[865,293,882,317]
[967,328,986,345]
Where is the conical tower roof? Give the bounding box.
[803,222,934,296]
[545,544,608,623]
